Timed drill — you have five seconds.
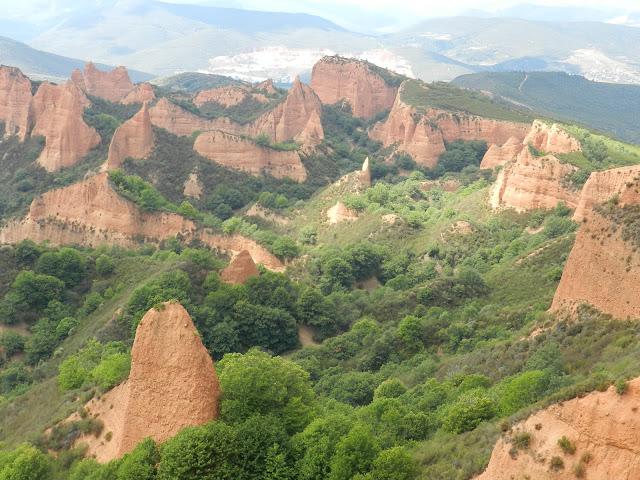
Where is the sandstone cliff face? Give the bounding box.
[0,66,33,140]
[573,165,640,221]
[248,77,324,146]
[122,83,156,105]
[360,157,372,187]
[194,85,267,108]
[71,62,135,103]
[149,98,237,137]
[524,120,582,154]
[31,82,101,171]
[477,378,640,480]
[311,56,398,119]
[198,232,284,272]
[75,302,220,462]
[220,250,260,284]
[106,103,155,169]
[193,130,307,182]
[436,111,529,145]
[256,79,277,95]
[490,149,579,212]
[480,137,525,169]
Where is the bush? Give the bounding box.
[35,248,86,287]
[370,447,418,480]
[442,389,496,434]
[558,436,576,454]
[91,352,131,390]
[615,379,628,395]
[95,255,115,276]
[0,331,25,357]
[512,431,532,450]
[550,456,565,471]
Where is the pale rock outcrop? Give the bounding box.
[122,83,156,105]
[220,250,260,285]
[327,201,358,224]
[71,62,134,103]
[106,102,155,169]
[311,56,399,119]
[149,98,238,137]
[360,157,371,187]
[193,130,307,182]
[480,137,525,169]
[73,302,220,462]
[524,120,581,154]
[197,232,284,272]
[31,81,100,171]
[248,77,324,146]
[183,172,203,199]
[477,378,640,480]
[0,66,33,140]
[193,85,267,108]
[573,165,640,221]
[490,148,579,212]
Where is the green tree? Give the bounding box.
[271,237,300,260]
[329,424,379,480]
[231,301,298,354]
[10,271,64,310]
[116,438,159,480]
[442,389,496,434]
[36,247,87,287]
[91,353,131,390]
[95,255,115,276]
[370,447,418,480]
[0,443,52,480]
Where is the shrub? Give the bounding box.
[512,431,532,450]
[95,255,115,276]
[615,379,628,395]
[442,389,496,434]
[550,456,565,471]
[558,436,576,454]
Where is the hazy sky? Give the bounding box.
[2,0,639,31]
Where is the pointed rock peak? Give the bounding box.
[256,79,277,94]
[362,157,370,172]
[221,250,260,285]
[359,157,372,187]
[106,101,155,169]
[72,62,134,103]
[0,65,33,140]
[327,201,358,224]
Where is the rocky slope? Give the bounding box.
[74,302,220,462]
[193,85,268,108]
[149,98,234,137]
[311,56,399,119]
[490,148,579,212]
[524,120,582,154]
[31,81,101,171]
[122,82,156,105]
[480,136,525,169]
[220,250,260,284]
[194,130,307,182]
[573,165,640,221]
[327,201,358,224]
[477,378,640,480]
[0,66,33,140]
[106,102,155,169]
[71,62,135,103]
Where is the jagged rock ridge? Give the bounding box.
[106,102,155,169]
[220,250,260,285]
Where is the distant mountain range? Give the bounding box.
[3,0,640,86]
[453,71,640,143]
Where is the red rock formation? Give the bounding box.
[106,102,155,169]
[198,232,284,272]
[31,81,100,171]
[573,165,640,221]
[490,149,579,212]
[248,77,324,146]
[311,56,398,119]
[369,96,446,168]
[122,83,156,105]
[149,98,237,137]
[194,85,267,108]
[436,111,529,145]
[0,66,33,140]
[71,302,219,462]
[255,79,277,95]
[193,130,307,182]
[71,62,134,103]
[524,120,581,154]
[480,137,525,169]
[220,250,260,284]
[477,378,640,480]
[327,201,358,224]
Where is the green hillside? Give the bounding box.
[452,71,640,143]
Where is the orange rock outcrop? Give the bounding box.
[327,201,358,224]
[149,97,237,137]
[256,79,277,95]
[198,232,284,272]
[0,66,33,140]
[31,81,100,171]
[183,172,203,199]
[193,130,307,182]
[106,102,155,169]
[489,149,579,212]
[74,302,220,462]
[524,120,582,154]
[194,85,267,108]
[220,250,260,284]
[477,378,640,480]
[71,62,135,103]
[572,165,640,221]
[122,83,156,105]
[480,137,525,169]
[311,56,399,119]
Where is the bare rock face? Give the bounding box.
[0,66,33,140]
[369,96,445,168]
[122,83,156,105]
[0,173,195,246]
[524,120,581,154]
[255,79,277,95]
[436,111,529,145]
[149,98,237,137]
[311,56,398,119]
[74,302,220,462]
[198,232,284,272]
[477,378,640,480]
[193,130,307,182]
[327,201,358,224]
[248,77,324,146]
[106,102,155,169]
[480,137,525,169]
[490,148,579,212]
[360,157,371,187]
[31,81,100,171]
[573,165,640,221]
[220,250,260,284]
[183,172,203,199]
[194,85,267,108]
[71,62,134,103]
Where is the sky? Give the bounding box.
[1,0,639,32]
